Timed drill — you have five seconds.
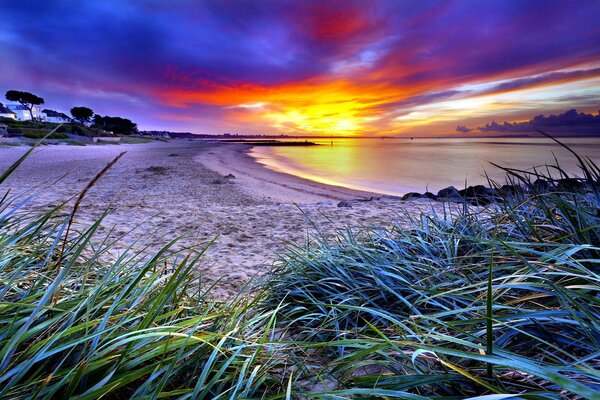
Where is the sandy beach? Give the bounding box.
[0,140,444,297]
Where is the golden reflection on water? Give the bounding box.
[250,137,600,195]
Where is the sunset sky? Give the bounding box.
[1,0,599,136]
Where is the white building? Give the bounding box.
[42,109,71,123]
[0,103,17,119]
[5,103,44,121]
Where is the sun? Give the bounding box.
[334,119,357,132]
[260,97,369,135]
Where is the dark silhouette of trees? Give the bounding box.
[70,107,94,124]
[92,115,137,135]
[92,115,104,128]
[5,90,45,120]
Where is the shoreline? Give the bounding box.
[197,141,502,206]
[198,141,380,204]
[0,140,443,298]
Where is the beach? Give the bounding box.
[0,140,444,298]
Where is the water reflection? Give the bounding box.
[250,137,600,195]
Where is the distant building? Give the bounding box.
[42,109,71,123]
[0,103,17,120]
[5,103,44,121]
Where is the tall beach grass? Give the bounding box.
[0,138,598,398]
[0,150,286,399]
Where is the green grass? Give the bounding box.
[94,135,159,145]
[0,151,286,398]
[21,129,68,139]
[0,141,24,147]
[117,135,156,144]
[0,117,135,138]
[0,137,598,398]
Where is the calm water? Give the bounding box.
[249,137,600,195]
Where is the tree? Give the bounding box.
[92,114,105,128]
[5,90,45,121]
[70,107,94,125]
[94,115,138,135]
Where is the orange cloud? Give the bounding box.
[157,73,448,135]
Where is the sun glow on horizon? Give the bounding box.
[154,57,600,136]
[3,1,599,134]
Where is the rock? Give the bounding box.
[499,184,525,197]
[337,200,353,208]
[458,185,500,205]
[556,178,585,192]
[423,192,437,200]
[437,186,461,199]
[224,173,236,179]
[532,179,554,192]
[458,185,494,198]
[402,192,422,200]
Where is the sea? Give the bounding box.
[249,137,600,196]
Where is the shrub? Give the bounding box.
[21,129,68,139]
[260,141,600,397]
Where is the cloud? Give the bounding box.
[477,109,600,132]
[482,68,600,95]
[0,0,599,133]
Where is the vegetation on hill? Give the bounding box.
[0,140,598,398]
[1,116,140,138]
[2,88,139,136]
[0,117,106,138]
[92,115,138,135]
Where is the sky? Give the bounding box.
[1,0,599,136]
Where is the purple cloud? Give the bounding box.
[0,0,599,133]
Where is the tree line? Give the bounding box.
[5,90,138,135]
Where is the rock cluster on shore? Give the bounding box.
[338,178,596,208]
[402,178,596,205]
[402,184,500,205]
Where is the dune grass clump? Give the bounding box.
[0,152,285,399]
[262,143,600,398]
